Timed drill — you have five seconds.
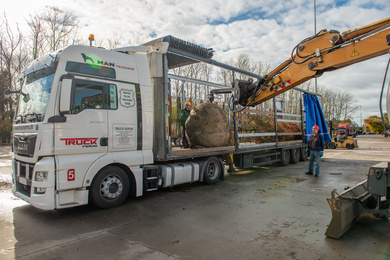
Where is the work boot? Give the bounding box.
[228,164,235,173]
[314,174,319,177]
[305,171,313,175]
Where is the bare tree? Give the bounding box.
[42,6,78,52]
[0,13,24,118]
[26,13,46,59]
[312,86,357,122]
[127,35,145,46]
[172,62,213,103]
[107,31,122,49]
[219,54,253,83]
[234,54,252,81]
[340,91,358,120]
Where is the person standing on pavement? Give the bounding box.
[180,101,191,148]
[305,125,324,177]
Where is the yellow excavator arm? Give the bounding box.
[240,17,390,107]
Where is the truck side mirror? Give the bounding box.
[60,79,72,113]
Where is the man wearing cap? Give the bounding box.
[180,102,191,148]
[305,125,324,177]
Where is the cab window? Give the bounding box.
[70,80,117,114]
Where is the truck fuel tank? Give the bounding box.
[160,162,200,188]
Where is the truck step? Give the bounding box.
[143,166,160,192]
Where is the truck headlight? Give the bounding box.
[34,187,46,194]
[35,171,48,182]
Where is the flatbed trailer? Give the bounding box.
[148,36,308,166]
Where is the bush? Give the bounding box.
[234,113,302,144]
[0,118,12,144]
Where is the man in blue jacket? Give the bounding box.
[305,125,324,177]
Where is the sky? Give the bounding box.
[2,0,390,126]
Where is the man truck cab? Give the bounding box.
[12,45,153,209]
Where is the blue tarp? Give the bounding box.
[303,93,332,143]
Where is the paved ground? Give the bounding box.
[0,135,389,260]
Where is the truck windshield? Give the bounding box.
[15,66,55,123]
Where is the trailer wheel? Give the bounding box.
[290,148,300,164]
[202,156,222,184]
[89,166,130,209]
[299,148,308,161]
[327,142,336,149]
[280,149,290,166]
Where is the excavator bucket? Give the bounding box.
[325,181,372,239]
[326,196,357,239]
[326,162,390,239]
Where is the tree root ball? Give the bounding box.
[185,103,229,147]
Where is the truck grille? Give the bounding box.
[14,160,35,197]
[13,134,37,157]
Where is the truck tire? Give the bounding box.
[327,142,336,149]
[89,166,130,209]
[299,148,308,161]
[279,149,290,166]
[290,148,300,164]
[202,156,222,184]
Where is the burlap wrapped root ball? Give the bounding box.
[185,103,229,147]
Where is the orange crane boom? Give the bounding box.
[240,17,390,106]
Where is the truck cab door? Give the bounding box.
[55,78,110,190]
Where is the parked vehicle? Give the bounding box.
[8,36,307,210]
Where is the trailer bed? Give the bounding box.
[167,140,304,161]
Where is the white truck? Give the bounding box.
[9,36,307,210]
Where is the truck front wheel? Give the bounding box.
[89,166,130,209]
[202,157,222,184]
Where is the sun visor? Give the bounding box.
[22,51,59,77]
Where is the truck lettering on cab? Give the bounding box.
[97,60,115,67]
[81,53,115,67]
[60,138,98,148]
